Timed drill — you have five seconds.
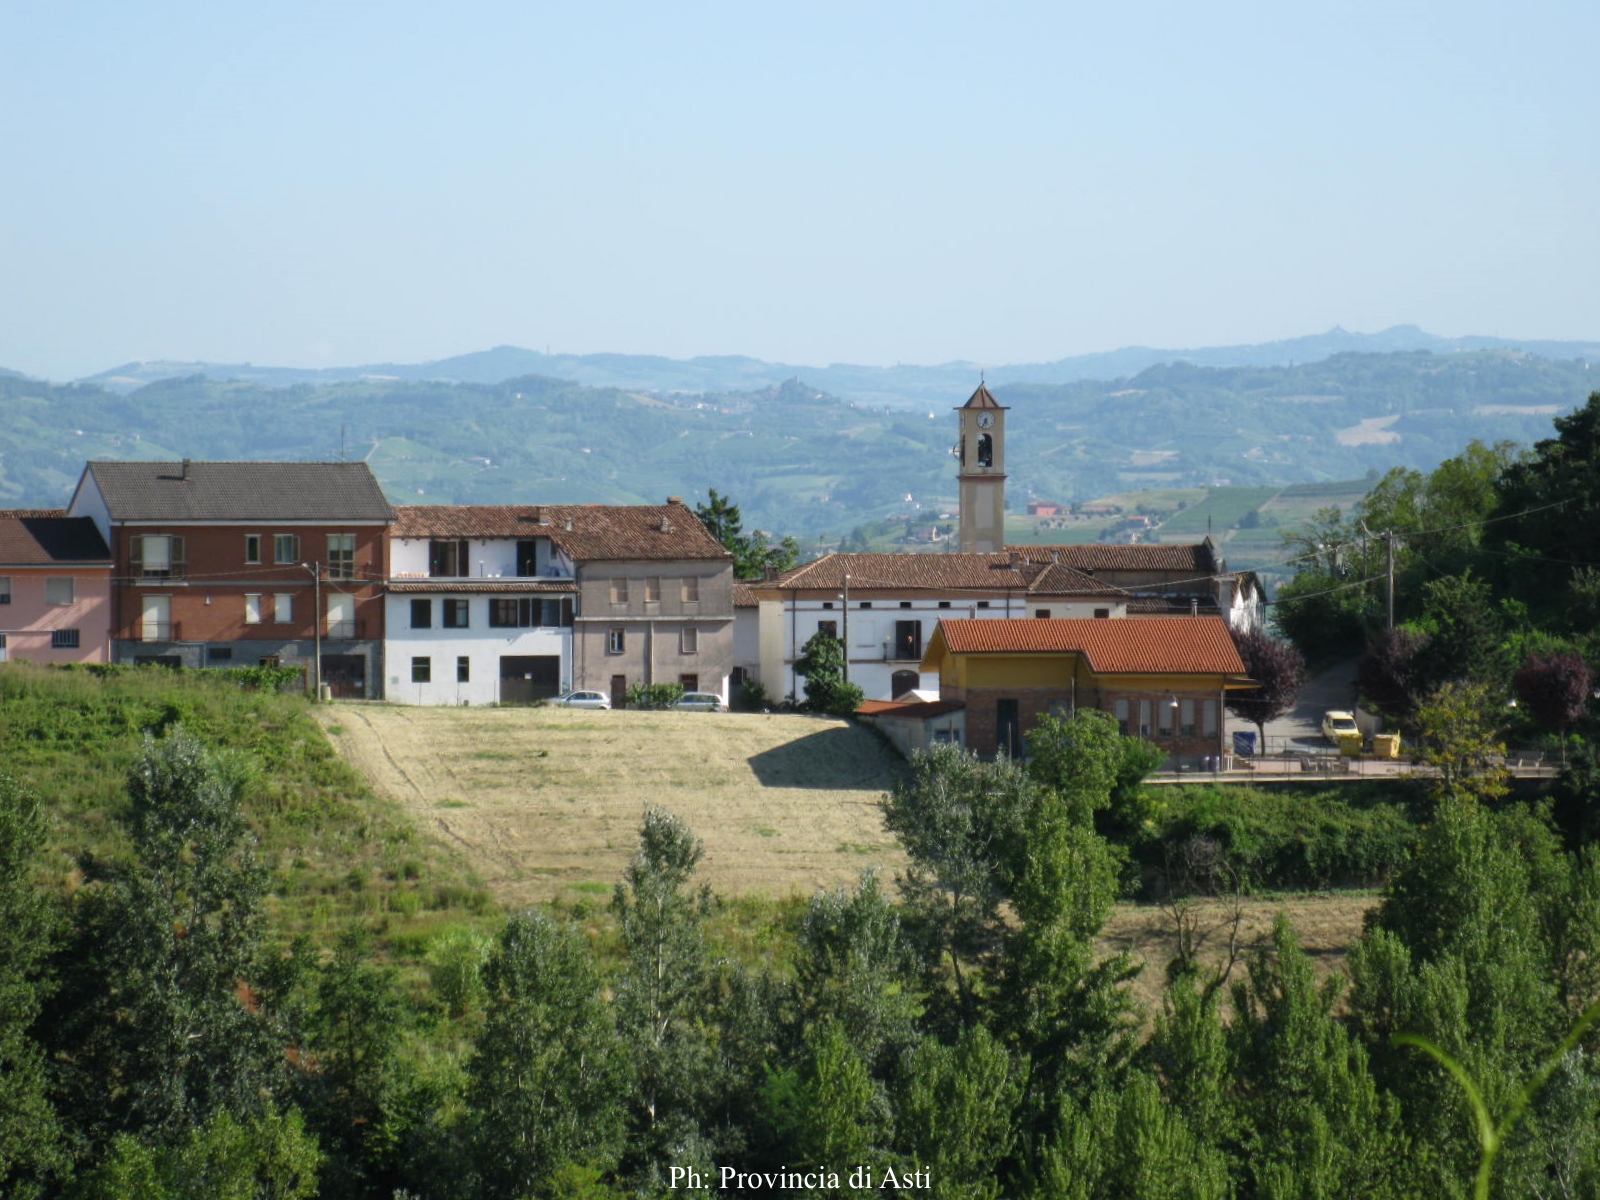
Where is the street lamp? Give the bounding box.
[300,562,322,700]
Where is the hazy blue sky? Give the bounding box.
[3,0,1596,380]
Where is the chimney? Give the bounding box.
[181,457,191,481]
[660,515,673,532]
[666,495,683,505]
[1190,597,1199,617]
[565,518,573,532]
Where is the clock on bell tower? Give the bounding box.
[956,382,1007,553]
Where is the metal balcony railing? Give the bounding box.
[139,621,179,642]
[325,620,362,640]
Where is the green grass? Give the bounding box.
[0,662,491,959]
[1157,486,1283,536]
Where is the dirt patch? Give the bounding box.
[1334,415,1401,446]
[317,705,907,905]
[1098,892,1378,1020]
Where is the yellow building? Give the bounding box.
[921,616,1252,760]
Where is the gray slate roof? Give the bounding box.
[85,461,394,522]
[0,511,111,565]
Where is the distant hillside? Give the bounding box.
[72,325,1600,407]
[1,350,1593,544]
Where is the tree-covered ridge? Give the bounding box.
[0,350,1592,539]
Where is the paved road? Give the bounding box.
[1225,657,1361,755]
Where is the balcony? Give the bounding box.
[325,620,364,640]
[137,565,187,581]
[139,621,179,642]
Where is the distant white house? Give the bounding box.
[384,508,576,706]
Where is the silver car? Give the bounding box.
[670,691,726,712]
[553,690,611,710]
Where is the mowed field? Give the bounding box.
[317,704,908,904]
[316,703,1377,998]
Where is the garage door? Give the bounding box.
[499,655,561,704]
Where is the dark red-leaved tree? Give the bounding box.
[1226,630,1308,752]
[1356,628,1430,721]
[1513,653,1593,761]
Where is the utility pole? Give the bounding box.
[303,562,323,699]
[841,573,850,685]
[1385,531,1395,633]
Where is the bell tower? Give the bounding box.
[956,382,1007,553]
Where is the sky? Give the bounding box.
[2,0,1597,381]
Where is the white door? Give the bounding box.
[142,595,170,641]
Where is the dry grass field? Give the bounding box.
[317,704,908,905]
[316,703,1376,997]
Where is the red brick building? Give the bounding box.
[68,460,393,696]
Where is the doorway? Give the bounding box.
[321,655,366,698]
[996,699,1021,759]
[499,655,561,704]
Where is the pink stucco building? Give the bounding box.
[0,510,113,664]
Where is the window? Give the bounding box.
[1113,699,1130,736]
[681,627,698,654]
[976,600,990,609]
[821,601,834,610]
[1138,699,1152,737]
[0,634,8,661]
[208,646,233,663]
[515,540,539,577]
[859,601,872,609]
[0,577,9,604]
[244,594,264,624]
[730,666,747,687]
[899,601,912,609]
[411,656,431,683]
[273,534,300,564]
[1035,609,1050,619]
[893,620,922,662]
[133,535,184,580]
[245,535,261,564]
[610,578,629,604]
[51,629,80,649]
[490,598,571,627]
[1093,608,1111,619]
[327,594,355,638]
[938,600,951,609]
[457,656,470,683]
[273,594,293,623]
[681,576,699,603]
[1158,697,1174,736]
[428,539,468,577]
[46,577,74,605]
[410,599,432,629]
[607,628,625,654]
[1180,699,1196,737]
[327,534,356,579]
[977,432,993,466]
[679,673,699,691]
[443,599,470,629]
[817,619,838,639]
[1202,699,1218,737]
[645,576,661,603]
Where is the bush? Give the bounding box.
[1132,783,1421,892]
[624,682,685,710]
[427,927,494,1017]
[736,678,771,711]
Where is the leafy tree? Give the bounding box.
[790,1020,886,1196]
[1414,682,1510,802]
[793,872,918,1074]
[1225,630,1307,750]
[695,488,801,580]
[1513,652,1594,747]
[466,912,629,1200]
[611,810,718,1184]
[43,731,280,1153]
[1412,573,1506,692]
[0,774,62,1193]
[1357,628,1430,721]
[1490,392,1600,600]
[794,630,865,716]
[893,1026,1020,1200]
[65,1108,322,1200]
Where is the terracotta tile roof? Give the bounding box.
[1024,562,1130,598]
[393,503,731,563]
[385,579,577,594]
[960,383,1004,410]
[85,461,394,522]
[773,552,1032,592]
[0,512,112,566]
[933,616,1245,675]
[1006,542,1218,574]
[733,583,760,608]
[857,699,965,719]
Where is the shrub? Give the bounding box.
[736,678,771,711]
[624,682,684,710]
[427,927,494,1017]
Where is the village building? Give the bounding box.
[67,460,393,695]
[0,510,113,664]
[383,500,733,706]
[921,616,1251,762]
